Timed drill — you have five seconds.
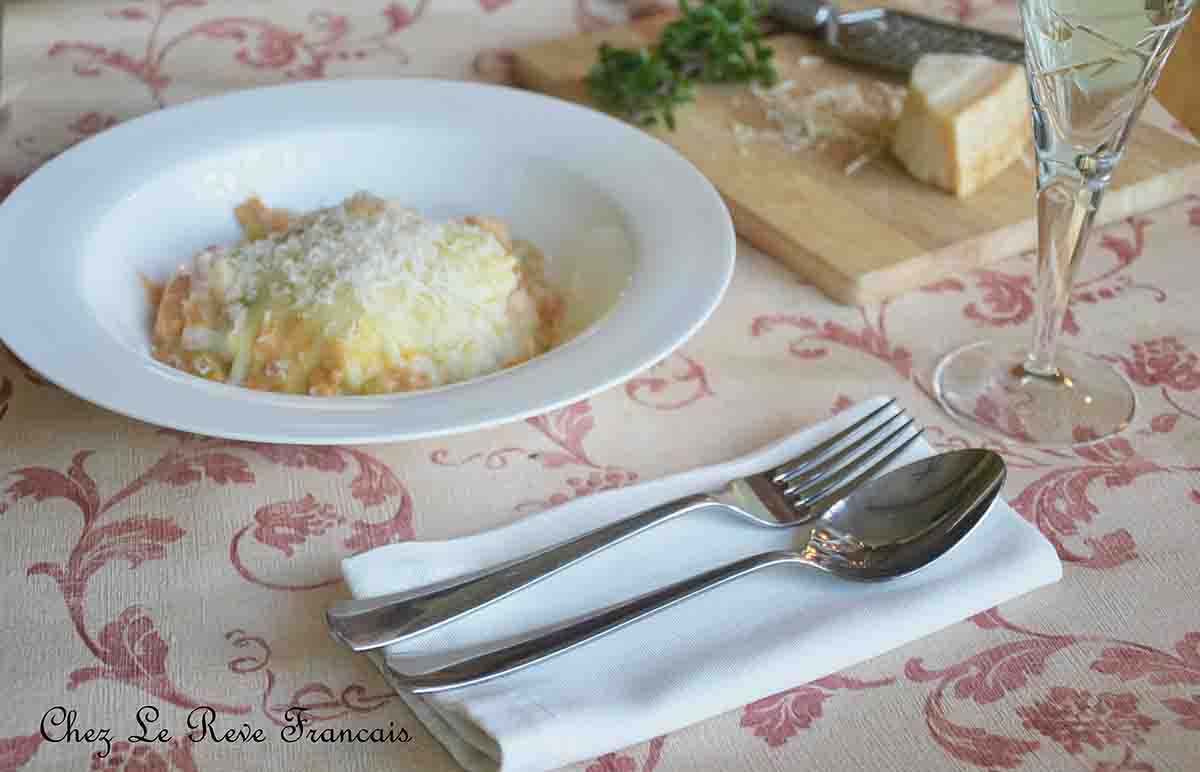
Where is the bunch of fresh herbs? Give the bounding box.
[586,0,777,130]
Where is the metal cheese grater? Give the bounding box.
[767,0,1025,75]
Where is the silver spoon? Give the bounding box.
[386,449,1005,694]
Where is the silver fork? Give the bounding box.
[326,399,922,652]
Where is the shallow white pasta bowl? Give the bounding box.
[0,79,735,444]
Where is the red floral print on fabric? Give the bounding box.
[970,392,1036,445]
[751,306,913,379]
[87,739,198,772]
[220,443,411,589]
[955,218,1161,335]
[586,736,667,772]
[1017,688,1158,754]
[11,451,249,713]
[739,674,894,747]
[960,418,1198,570]
[48,1,430,107]
[251,495,346,558]
[11,111,125,184]
[741,686,832,746]
[1162,695,1200,730]
[67,111,119,136]
[963,270,1044,331]
[1107,337,1200,423]
[1091,633,1200,687]
[517,402,639,510]
[906,635,1071,768]
[1007,436,1160,569]
[431,400,639,512]
[902,608,1200,769]
[0,733,43,771]
[224,629,397,727]
[624,352,714,410]
[1094,748,1157,771]
[5,439,411,708]
[1110,337,1200,392]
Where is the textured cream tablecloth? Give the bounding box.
[2,1,1200,771]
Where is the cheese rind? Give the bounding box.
[891,54,1029,197]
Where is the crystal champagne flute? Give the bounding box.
[934,0,1196,444]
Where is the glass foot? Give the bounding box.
[933,341,1135,446]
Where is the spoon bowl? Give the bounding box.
[806,448,1006,580]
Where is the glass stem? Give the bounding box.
[1023,164,1109,378]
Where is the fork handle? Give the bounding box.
[387,550,801,694]
[325,492,719,651]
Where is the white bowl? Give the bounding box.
[0,79,735,444]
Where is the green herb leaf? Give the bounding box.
[586,0,777,130]
[586,43,694,129]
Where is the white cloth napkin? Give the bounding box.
[341,396,1062,772]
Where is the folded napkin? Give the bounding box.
[341,397,1062,772]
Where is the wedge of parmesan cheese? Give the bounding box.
[891,54,1028,197]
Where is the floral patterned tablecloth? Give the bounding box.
[2,1,1200,770]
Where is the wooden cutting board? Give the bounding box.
[512,14,1200,305]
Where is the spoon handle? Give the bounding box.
[326,492,719,652]
[386,550,802,694]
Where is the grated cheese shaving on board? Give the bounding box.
[844,147,883,176]
[732,121,758,157]
[733,79,908,175]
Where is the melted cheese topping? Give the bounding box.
[151,192,563,396]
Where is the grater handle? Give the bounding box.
[767,0,838,34]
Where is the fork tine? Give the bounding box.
[783,416,915,500]
[790,427,925,512]
[775,410,907,490]
[770,398,896,484]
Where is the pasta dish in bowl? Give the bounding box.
[0,78,734,443]
[149,192,564,396]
